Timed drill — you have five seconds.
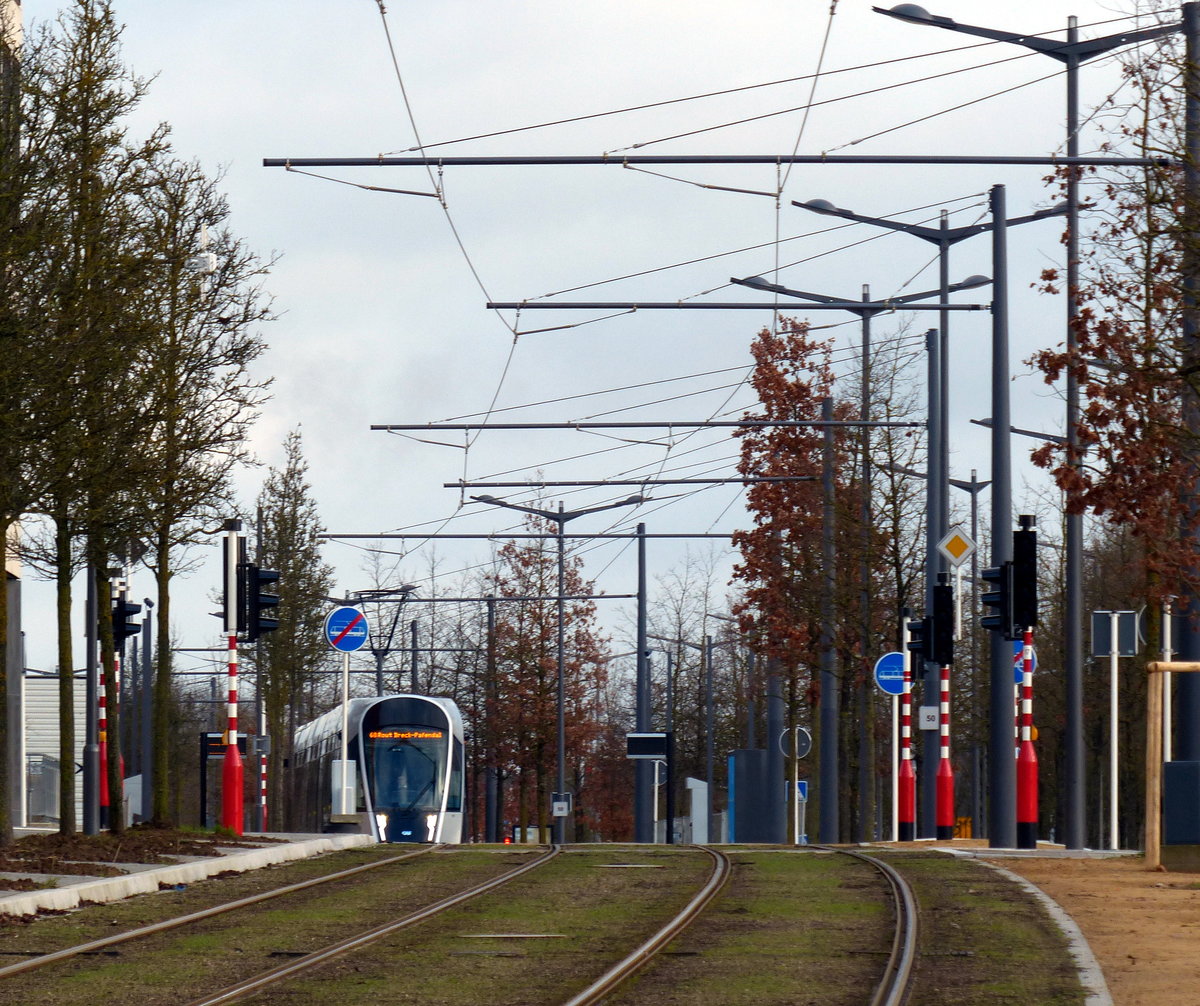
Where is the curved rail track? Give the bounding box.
[0,844,437,980]
[0,842,918,1005]
[564,845,732,1006]
[567,844,917,1006]
[183,844,562,1006]
[821,847,919,1006]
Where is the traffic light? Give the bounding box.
[931,582,954,666]
[1012,518,1038,631]
[112,593,142,643]
[980,561,1015,639]
[238,562,280,642]
[906,614,930,662]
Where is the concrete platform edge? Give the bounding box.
[0,833,375,917]
[975,859,1113,1006]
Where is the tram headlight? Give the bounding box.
[425,813,438,842]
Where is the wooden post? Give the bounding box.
[1146,668,1164,870]
[1144,662,1200,870]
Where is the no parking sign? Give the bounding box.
[324,606,368,652]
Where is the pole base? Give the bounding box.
[936,825,955,840]
[1016,821,1038,849]
[899,822,915,842]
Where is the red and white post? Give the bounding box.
[1016,628,1038,849]
[98,664,109,829]
[899,621,916,842]
[221,523,244,835]
[258,702,268,832]
[935,662,955,839]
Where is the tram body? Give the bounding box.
[292,694,465,843]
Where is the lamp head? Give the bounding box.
[802,198,838,212]
[473,494,498,503]
[875,4,957,27]
[955,274,992,290]
[888,3,932,20]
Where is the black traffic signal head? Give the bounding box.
[1012,520,1038,630]
[238,562,280,642]
[906,615,930,662]
[112,596,142,642]
[931,582,954,666]
[980,561,1015,639]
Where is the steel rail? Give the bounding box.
[562,845,732,1006]
[184,844,563,1006]
[0,845,436,979]
[819,847,919,1006]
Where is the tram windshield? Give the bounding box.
[364,726,448,814]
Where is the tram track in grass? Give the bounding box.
[208,844,721,1005]
[0,845,550,1006]
[0,844,1094,1005]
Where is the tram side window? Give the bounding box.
[446,739,463,812]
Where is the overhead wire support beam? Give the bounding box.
[361,595,637,602]
[444,478,817,487]
[374,421,923,430]
[320,532,734,540]
[264,154,1174,168]
[485,301,986,312]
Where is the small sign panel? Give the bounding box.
[1091,610,1138,658]
[918,706,939,731]
[796,780,809,802]
[551,791,572,817]
[937,526,976,567]
[626,732,669,759]
[1012,640,1038,684]
[324,606,369,652]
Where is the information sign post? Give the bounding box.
[874,652,906,841]
[325,607,369,816]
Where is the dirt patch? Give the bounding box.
[995,854,1200,1006]
[1,825,278,876]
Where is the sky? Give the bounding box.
[14,0,1175,686]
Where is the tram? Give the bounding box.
[291,694,465,843]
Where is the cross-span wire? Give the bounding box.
[377,14,1140,154]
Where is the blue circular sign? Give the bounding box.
[873,651,906,696]
[324,606,369,652]
[1012,640,1037,683]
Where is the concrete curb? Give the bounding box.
[0,833,375,917]
[975,859,1113,1006]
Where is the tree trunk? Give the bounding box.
[55,516,75,833]
[152,531,173,824]
[0,517,12,845]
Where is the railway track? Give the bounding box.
[564,845,732,1006]
[0,844,437,980]
[824,847,918,1006]
[5,842,1092,1006]
[183,844,561,1006]
[568,845,917,1006]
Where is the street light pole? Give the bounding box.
[874,0,1185,856]
[471,493,644,844]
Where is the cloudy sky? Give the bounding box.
[16,0,1172,680]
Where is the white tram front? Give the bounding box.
[292,694,465,843]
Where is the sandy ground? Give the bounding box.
[871,841,1200,1006]
[994,853,1200,1006]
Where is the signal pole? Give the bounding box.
[222,520,244,835]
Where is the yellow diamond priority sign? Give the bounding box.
[937,526,975,567]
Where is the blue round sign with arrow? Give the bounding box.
[324,606,369,652]
[1012,639,1037,684]
[873,651,906,696]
